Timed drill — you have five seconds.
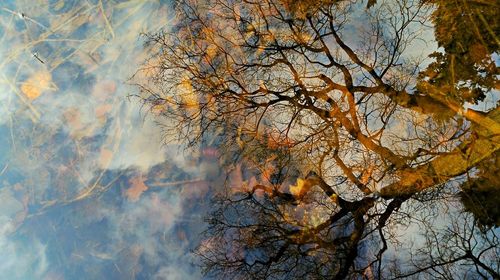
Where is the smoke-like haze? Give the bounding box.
[0,1,212,279]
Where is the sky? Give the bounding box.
[0,1,215,279]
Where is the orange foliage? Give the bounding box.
[99,148,113,167]
[95,104,112,119]
[126,175,149,202]
[179,77,199,108]
[21,70,52,100]
[289,178,316,200]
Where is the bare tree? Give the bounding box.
[391,210,499,280]
[137,0,499,278]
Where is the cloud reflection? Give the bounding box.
[0,1,208,279]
